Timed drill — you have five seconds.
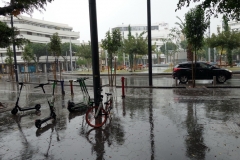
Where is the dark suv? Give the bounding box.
[172,61,232,83]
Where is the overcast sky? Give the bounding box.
[2,0,222,42]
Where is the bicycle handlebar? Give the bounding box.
[34,83,49,88]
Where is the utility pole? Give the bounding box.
[89,0,100,105]
[147,0,153,86]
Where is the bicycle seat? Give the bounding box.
[105,93,112,96]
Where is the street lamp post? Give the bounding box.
[122,23,125,67]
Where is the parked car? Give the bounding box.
[172,61,232,84]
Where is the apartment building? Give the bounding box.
[0,15,80,73]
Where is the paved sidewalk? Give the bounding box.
[1,78,240,160]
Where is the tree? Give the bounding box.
[76,42,92,71]
[175,15,194,61]
[0,21,29,49]
[21,44,34,81]
[28,42,47,72]
[61,42,79,71]
[5,47,14,79]
[160,41,177,63]
[49,32,61,80]
[0,0,53,48]
[206,17,240,66]
[185,6,209,87]
[176,0,240,21]
[0,0,54,16]
[101,29,122,86]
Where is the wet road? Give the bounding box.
[0,74,240,160]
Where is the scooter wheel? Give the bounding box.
[35,104,41,111]
[35,119,42,129]
[11,108,18,115]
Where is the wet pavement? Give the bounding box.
[0,74,240,160]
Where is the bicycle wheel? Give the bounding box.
[85,106,107,128]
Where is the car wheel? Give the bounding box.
[217,75,226,83]
[179,75,188,84]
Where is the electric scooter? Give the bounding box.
[11,82,41,115]
[34,81,57,129]
[67,77,94,112]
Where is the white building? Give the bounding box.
[0,15,80,54]
[112,22,170,49]
[111,22,185,64]
[0,15,80,73]
[228,21,240,32]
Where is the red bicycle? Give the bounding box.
[85,88,113,128]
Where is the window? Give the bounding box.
[27,32,32,35]
[151,26,158,30]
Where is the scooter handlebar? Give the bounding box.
[48,80,62,82]
[34,83,49,88]
[75,77,89,82]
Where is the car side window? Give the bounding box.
[199,63,208,69]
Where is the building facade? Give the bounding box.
[111,22,187,64]
[0,15,80,73]
[112,22,170,49]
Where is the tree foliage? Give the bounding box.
[206,18,240,66]
[101,29,122,85]
[176,0,240,21]
[0,21,29,48]
[28,42,47,62]
[76,42,92,70]
[5,47,14,79]
[0,0,54,16]
[61,42,79,57]
[185,6,209,52]
[185,6,209,87]
[0,0,53,48]
[49,32,61,57]
[101,29,122,66]
[123,25,148,71]
[22,44,34,63]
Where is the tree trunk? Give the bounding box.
[187,44,193,61]
[53,62,57,80]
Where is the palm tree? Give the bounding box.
[175,16,186,39]
[175,16,193,61]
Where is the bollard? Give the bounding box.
[213,76,216,86]
[121,77,125,98]
[60,80,65,95]
[175,77,178,86]
[69,80,74,95]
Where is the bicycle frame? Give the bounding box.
[85,89,113,128]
